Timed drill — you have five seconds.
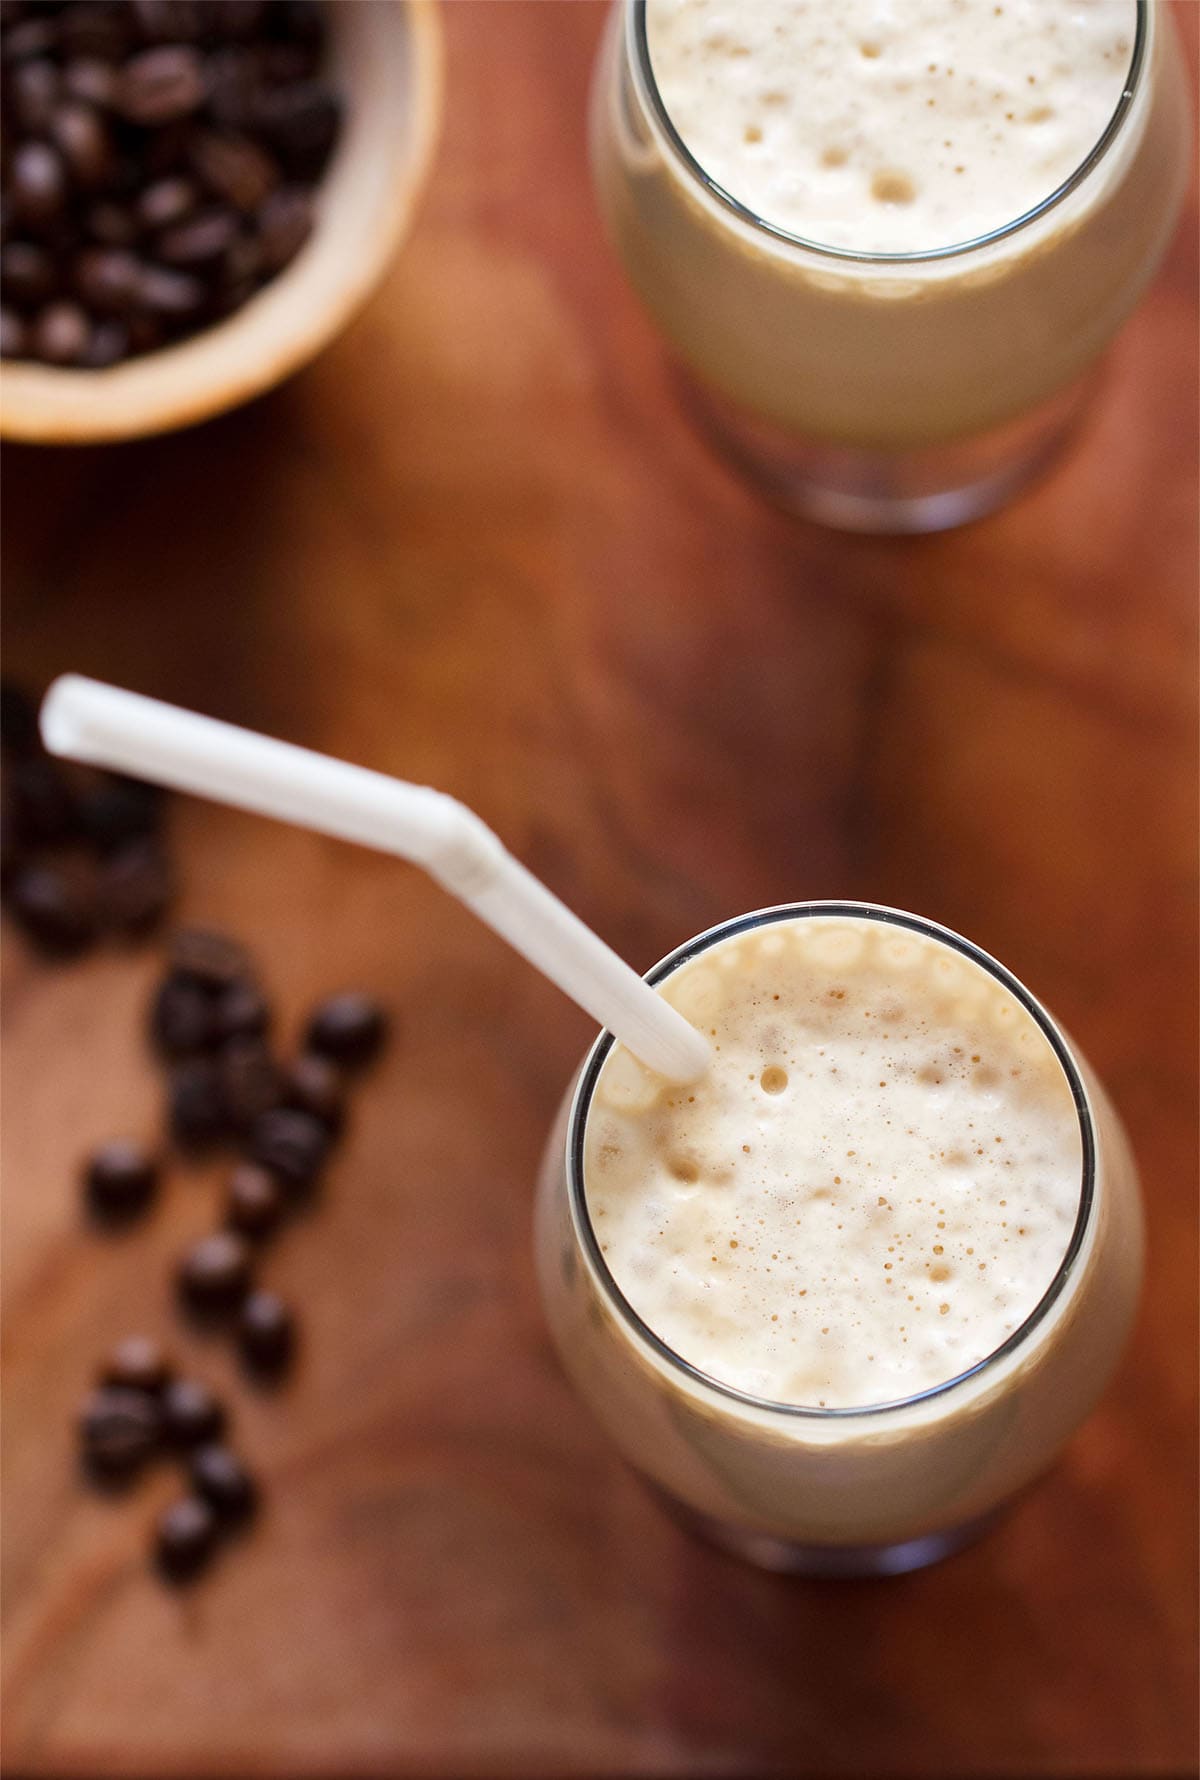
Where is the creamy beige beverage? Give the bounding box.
[536,907,1143,1572]
[585,915,1081,1408]
[647,0,1134,255]
[592,0,1190,462]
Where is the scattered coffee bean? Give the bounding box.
[86,198,140,247]
[169,925,253,989]
[74,246,142,314]
[1,14,59,62]
[162,1374,226,1446]
[155,1492,217,1581]
[85,1139,159,1222]
[0,239,56,307]
[249,1106,329,1191]
[168,1056,229,1149]
[135,261,205,317]
[151,972,216,1056]
[79,1384,162,1476]
[9,140,67,226]
[225,1161,285,1240]
[157,204,239,267]
[0,679,39,754]
[220,1036,280,1131]
[5,754,77,845]
[0,305,26,356]
[137,173,199,230]
[177,1228,252,1312]
[80,317,131,368]
[10,57,60,131]
[212,978,270,1043]
[7,863,95,955]
[282,1051,343,1135]
[101,1334,172,1394]
[189,128,278,211]
[190,1443,256,1524]
[98,838,173,936]
[238,1289,294,1377]
[254,80,339,180]
[50,101,116,190]
[33,299,90,365]
[64,58,121,110]
[118,45,207,125]
[305,992,387,1070]
[255,183,312,273]
[78,773,162,851]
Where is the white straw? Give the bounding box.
[40,676,711,1084]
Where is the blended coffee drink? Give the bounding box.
[536,906,1142,1573]
[591,0,1190,528]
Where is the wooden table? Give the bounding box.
[3,6,1196,1775]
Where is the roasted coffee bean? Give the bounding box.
[1,239,56,306]
[209,2,269,43]
[255,181,311,272]
[80,1385,162,1476]
[220,229,261,287]
[258,41,318,87]
[189,1443,257,1524]
[1,15,58,62]
[134,261,205,318]
[151,972,216,1057]
[86,198,140,247]
[248,1106,329,1191]
[238,1289,294,1376]
[33,299,89,364]
[225,1162,285,1240]
[101,1334,172,1394]
[7,863,95,955]
[10,141,67,226]
[118,46,207,126]
[0,305,27,357]
[254,80,338,179]
[155,1493,217,1580]
[80,316,129,367]
[10,57,59,132]
[305,992,387,1070]
[131,0,203,43]
[58,3,132,64]
[85,1139,159,1222]
[157,205,239,267]
[74,246,141,312]
[49,102,115,190]
[220,1036,280,1131]
[169,926,253,989]
[162,1375,226,1446]
[189,128,278,212]
[137,173,198,231]
[169,1056,229,1149]
[282,1051,343,1135]
[212,978,270,1043]
[98,838,173,935]
[177,1229,253,1311]
[63,57,120,110]
[78,772,161,850]
[0,679,39,753]
[5,754,76,843]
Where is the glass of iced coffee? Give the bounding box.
[592,0,1190,531]
[536,904,1142,1575]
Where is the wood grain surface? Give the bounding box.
[2,5,1196,1776]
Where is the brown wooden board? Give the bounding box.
[2,5,1196,1775]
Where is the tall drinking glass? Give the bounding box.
[535,904,1143,1576]
[591,1,1191,532]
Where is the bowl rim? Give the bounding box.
[0,0,444,446]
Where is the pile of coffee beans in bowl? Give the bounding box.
[1,0,343,368]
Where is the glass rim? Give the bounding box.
[627,0,1148,265]
[565,901,1097,1421]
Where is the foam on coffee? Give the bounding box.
[646,0,1135,253]
[583,915,1082,1408]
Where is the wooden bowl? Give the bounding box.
[0,0,443,445]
